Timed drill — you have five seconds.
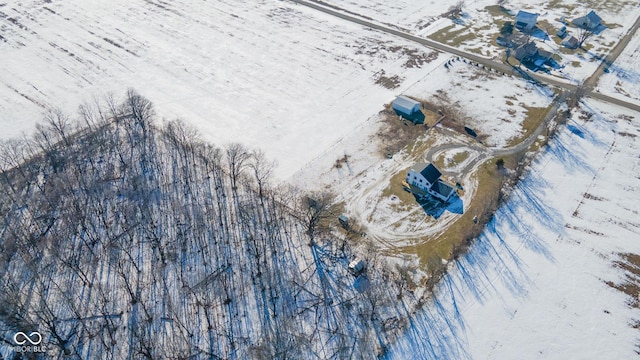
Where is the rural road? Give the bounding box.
[291,0,640,112]
[292,0,639,250]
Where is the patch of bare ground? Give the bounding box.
[376,101,438,156]
[583,192,605,201]
[424,90,472,135]
[374,69,404,89]
[618,131,637,138]
[354,39,438,69]
[392,47,439,68]
[606,253,640,310]
[564,224,605,237]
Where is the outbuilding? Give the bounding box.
[392,96,425,124]
[562,36,579,49]
[514,11,538,32]
[348,259,366,276]
[392,96,420,115]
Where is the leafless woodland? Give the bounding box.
[0,91,422,359]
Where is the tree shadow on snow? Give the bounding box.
[386,161,573,359]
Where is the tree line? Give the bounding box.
[0,90,427,359]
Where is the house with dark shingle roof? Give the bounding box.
[405,163,456,201]
[514,42,539,62]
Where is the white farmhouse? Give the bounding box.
[406,163,456,201]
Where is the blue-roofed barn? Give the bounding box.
[392,96,420,115]
[392,96,424,124]
[515,10,538,32]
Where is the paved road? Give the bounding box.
[583,12,640,90]
[291,0,640,112]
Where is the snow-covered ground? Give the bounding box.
[310,0,495,32]
[597,25,640,102]
[293,58,555,197]
[388,99,640,359]
[405,59,554,148]
[316,0,640,82]
[0,0,445,179]
[3,0,640,358]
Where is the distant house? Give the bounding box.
[392,96,425,124]
[405,163,456,201]
[514,11,538,32]
[562,36,579,49]
[557,26,567,39]
[514,42,538,62]
[572,10,602,31]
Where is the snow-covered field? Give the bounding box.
[597,26,640,102]
[0,0,444,179]
[388,99,640,359]
[316,0,640,82]
[3,0,640,358]
[405,59,554,148]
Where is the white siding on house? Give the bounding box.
[406,169,431,191]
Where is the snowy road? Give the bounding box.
[290,0,640,113]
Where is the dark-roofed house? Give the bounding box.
[515,11,538,32]
[514,41,538,62]
[392,96,425,124]
[405,163,456,201]
[572,10,602,31]
[429,180,456,202]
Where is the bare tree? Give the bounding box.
[577,27,595,49]
[447,1,465,19]
[226,142,250,190]
[298,191,337,243]
[249,150,276,200]
[125,88,155,125]
[43,108,73,146]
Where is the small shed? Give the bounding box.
[562,36,579,49]
[348,259,366,276]
[338,214,349,229]
[557,26,567,39]
[515,11,538,32]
